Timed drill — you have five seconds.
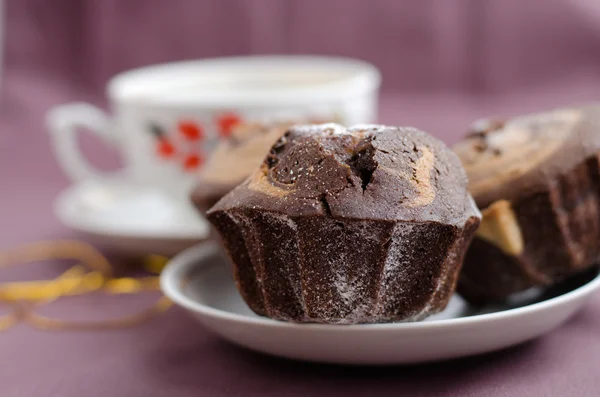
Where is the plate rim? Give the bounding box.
[161,242,600,331]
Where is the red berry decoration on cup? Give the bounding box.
[149,124,177,158]
[217,113,242,138]
[157,139,176,158]
[183,153,203,171]
[178,121,203,141]
[149,122,207,171]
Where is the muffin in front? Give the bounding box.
[207,124,480,324]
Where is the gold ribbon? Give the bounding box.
[0,240,173,331]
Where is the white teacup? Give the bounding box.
[46,56,381,208]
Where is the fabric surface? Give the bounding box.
[3,0,600,396]
[1,71,600,397]
[5,0,600,93]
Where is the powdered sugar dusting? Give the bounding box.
[348,124,389,132]
[262,211,298,232]
[468,194,482,219]
[376,223,413,317]
[225,210,471,323]
[376,222,450,321]
[381,223,414,283]
[292,123,347,136]
[256,212,305,318]
[307,220,376,324]
[224,211,267,309]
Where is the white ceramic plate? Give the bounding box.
[55,180,210,256]
[161,243,600,365]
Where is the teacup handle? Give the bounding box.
[46,103,122,182]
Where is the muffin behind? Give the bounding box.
[191,122,294,213]
[454,106,600,303]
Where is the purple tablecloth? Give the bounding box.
[1,72,600,396]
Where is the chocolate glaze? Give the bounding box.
[207,124,480,323]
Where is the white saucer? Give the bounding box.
[161,243,600,365]
[54,181,210,256]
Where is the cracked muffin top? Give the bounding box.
[207,123,475,225]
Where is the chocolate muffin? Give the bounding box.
[207,124,480,324]
[454,106,600,303]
